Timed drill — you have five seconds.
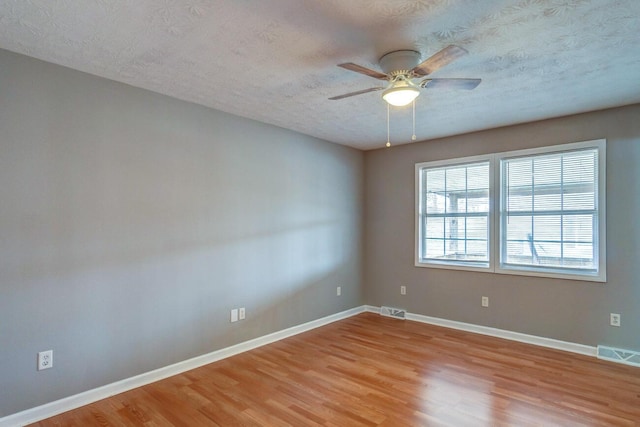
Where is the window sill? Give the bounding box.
[414,260,606,282]
[415,260,491,273]
[496,265,606,283]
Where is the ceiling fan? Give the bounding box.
[330,45,480,106]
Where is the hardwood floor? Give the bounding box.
[31,312,640,426]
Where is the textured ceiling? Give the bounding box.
[1,0,639,150]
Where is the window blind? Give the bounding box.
[500,148,599,272]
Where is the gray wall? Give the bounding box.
[364,103,640,352]
[2,45,639,419]
[0,49,363,417]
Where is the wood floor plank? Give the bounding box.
[30,313,640,426]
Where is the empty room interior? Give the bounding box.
[1,1,640,426]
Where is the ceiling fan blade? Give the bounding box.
[337,63,389,80]
[329,87,384,100]
[421,78,481,90]
[411,45,468,77]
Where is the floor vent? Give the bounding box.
[597,345,640,367]
[380,306,406,320]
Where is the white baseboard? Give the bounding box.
[0,306,366,427]
[1,305,601,426]
[368,305,596,356]
[363,304,380,313]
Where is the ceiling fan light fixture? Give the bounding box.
[382,81,420,106]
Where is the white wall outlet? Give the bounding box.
[481,296,489,307]
[239,307,246,320]
[38,350,53,371]
[400,285,406,295]
[610,313,621,327]
[230,308,238,323]
[337,286,341,296]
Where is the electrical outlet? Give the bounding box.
[481,296,489,307]
[337,286,341,296]
[610,313,621,327]
[38,350,53,371]
[400,285,406,295]
[239,307,246,320]
[230,309,238,323]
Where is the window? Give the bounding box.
[500,148,601,276]
[416,140,606,281]
[416,156,491,270]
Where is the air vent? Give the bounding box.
[597,345,640,367]
[380,306,406,320]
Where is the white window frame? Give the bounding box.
[415,139,606,282]
[415,154,494,273]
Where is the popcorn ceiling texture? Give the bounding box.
[1,0,639,149]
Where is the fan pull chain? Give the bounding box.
[412,99,417,141]
[386,103,391,147]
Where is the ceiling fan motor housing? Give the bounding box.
[379,50,422,75]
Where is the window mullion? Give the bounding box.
[443,170,447,258]
[560,155,564,265]
[531,158,535,265]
